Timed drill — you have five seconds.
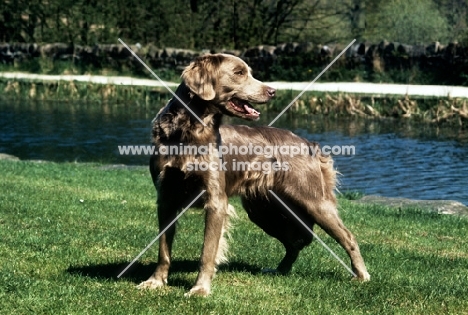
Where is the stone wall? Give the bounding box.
[1,41,467,82]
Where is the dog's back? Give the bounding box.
[219,124,337,203]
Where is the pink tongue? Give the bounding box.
[243,104,260,116]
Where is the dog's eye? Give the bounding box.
[234,70,244,75]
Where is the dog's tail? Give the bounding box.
[312,143,338,201]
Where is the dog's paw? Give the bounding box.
[352,271,370,282]
[184,285,211,297]
[137,278,165,289]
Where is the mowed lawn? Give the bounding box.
[1,160,467,314]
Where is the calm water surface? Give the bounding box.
[1,100,467,204]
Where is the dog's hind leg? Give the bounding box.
[311,200,370,281]
[276,246,301,274]
[242,196,312,274]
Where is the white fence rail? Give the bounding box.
[2,72,468,98]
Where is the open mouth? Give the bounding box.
[228,98,261,119]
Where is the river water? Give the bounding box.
[1,100,467,204]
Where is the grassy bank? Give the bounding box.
[0,78,468,126]
[0,77,170,105]
[2,77,468,126]
[0,58,182,83]
[266,89,468,125]
[1,159,468,314]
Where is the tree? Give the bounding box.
[367,0,451,44]
[433,0,468,42]
[0,0,24,42]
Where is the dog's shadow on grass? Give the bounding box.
[67,260,261,289]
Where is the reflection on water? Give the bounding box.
[0,101,159,165]
[1,100,467,204]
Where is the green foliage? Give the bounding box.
[2,0,467,49]
[1,159,468,314]
[0,0,371,48]
[367,0,451,44]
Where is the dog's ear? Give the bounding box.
[182,55,223,101]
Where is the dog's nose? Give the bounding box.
[267,87,276,97]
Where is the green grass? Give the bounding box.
[1,160,468,314]
[338,190,365,201]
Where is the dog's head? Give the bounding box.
[182,54,275,121]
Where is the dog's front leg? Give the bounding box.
[186,194,228,297]
[137,198,178,289]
